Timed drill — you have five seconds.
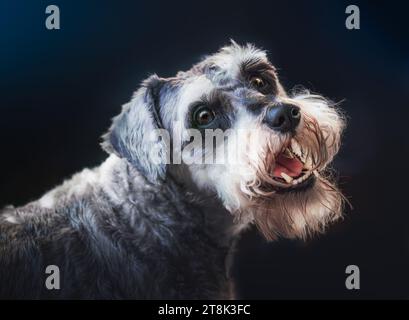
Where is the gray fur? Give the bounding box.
[0,155,234,299]
[0,42,345,299]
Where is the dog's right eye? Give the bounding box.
[193,106,216,128]
[250,76,265,89]
[249,75,272,94]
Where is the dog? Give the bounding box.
[0,42,346,299]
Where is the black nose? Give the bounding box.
[263,103,301,133]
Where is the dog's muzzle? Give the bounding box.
[260,103,315,191]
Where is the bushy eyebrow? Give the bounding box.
[199,90,234,113]
[240,58,277,80]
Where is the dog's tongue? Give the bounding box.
[273,153,303,177]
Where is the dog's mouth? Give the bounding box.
[271,140,315,190]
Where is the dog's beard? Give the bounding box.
[247,177,344,240]
[232,94,346,240]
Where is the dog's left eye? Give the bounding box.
[193,106,216,128]
[250,76,266,89]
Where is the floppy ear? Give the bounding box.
[102,75,168,184]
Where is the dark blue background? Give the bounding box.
[0,0,408,298]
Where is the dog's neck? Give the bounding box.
[167,163,249,244]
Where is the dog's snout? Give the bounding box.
[263,103,301,133]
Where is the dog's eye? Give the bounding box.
[193,107,216,128]
[250,76,266,89]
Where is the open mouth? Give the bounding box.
[272,140,315,190]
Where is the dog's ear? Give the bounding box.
[102,75,168,184]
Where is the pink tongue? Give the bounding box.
[273,154,303,178]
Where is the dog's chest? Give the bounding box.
[78,199,234,299]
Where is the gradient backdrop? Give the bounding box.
[0,0,408,299]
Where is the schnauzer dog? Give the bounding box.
[0,42,345,299]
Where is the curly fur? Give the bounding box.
[0,42,346,299]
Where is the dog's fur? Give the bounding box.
[0,42,345,299]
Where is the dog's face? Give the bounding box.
[103,42,346,240]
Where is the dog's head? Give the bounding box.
[103,42,346,240]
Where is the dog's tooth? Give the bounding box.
[292,179,299,185]
[280,172,293,183]
[284,148,294,158]
[304,157,313,170]
[291,140,302,157]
